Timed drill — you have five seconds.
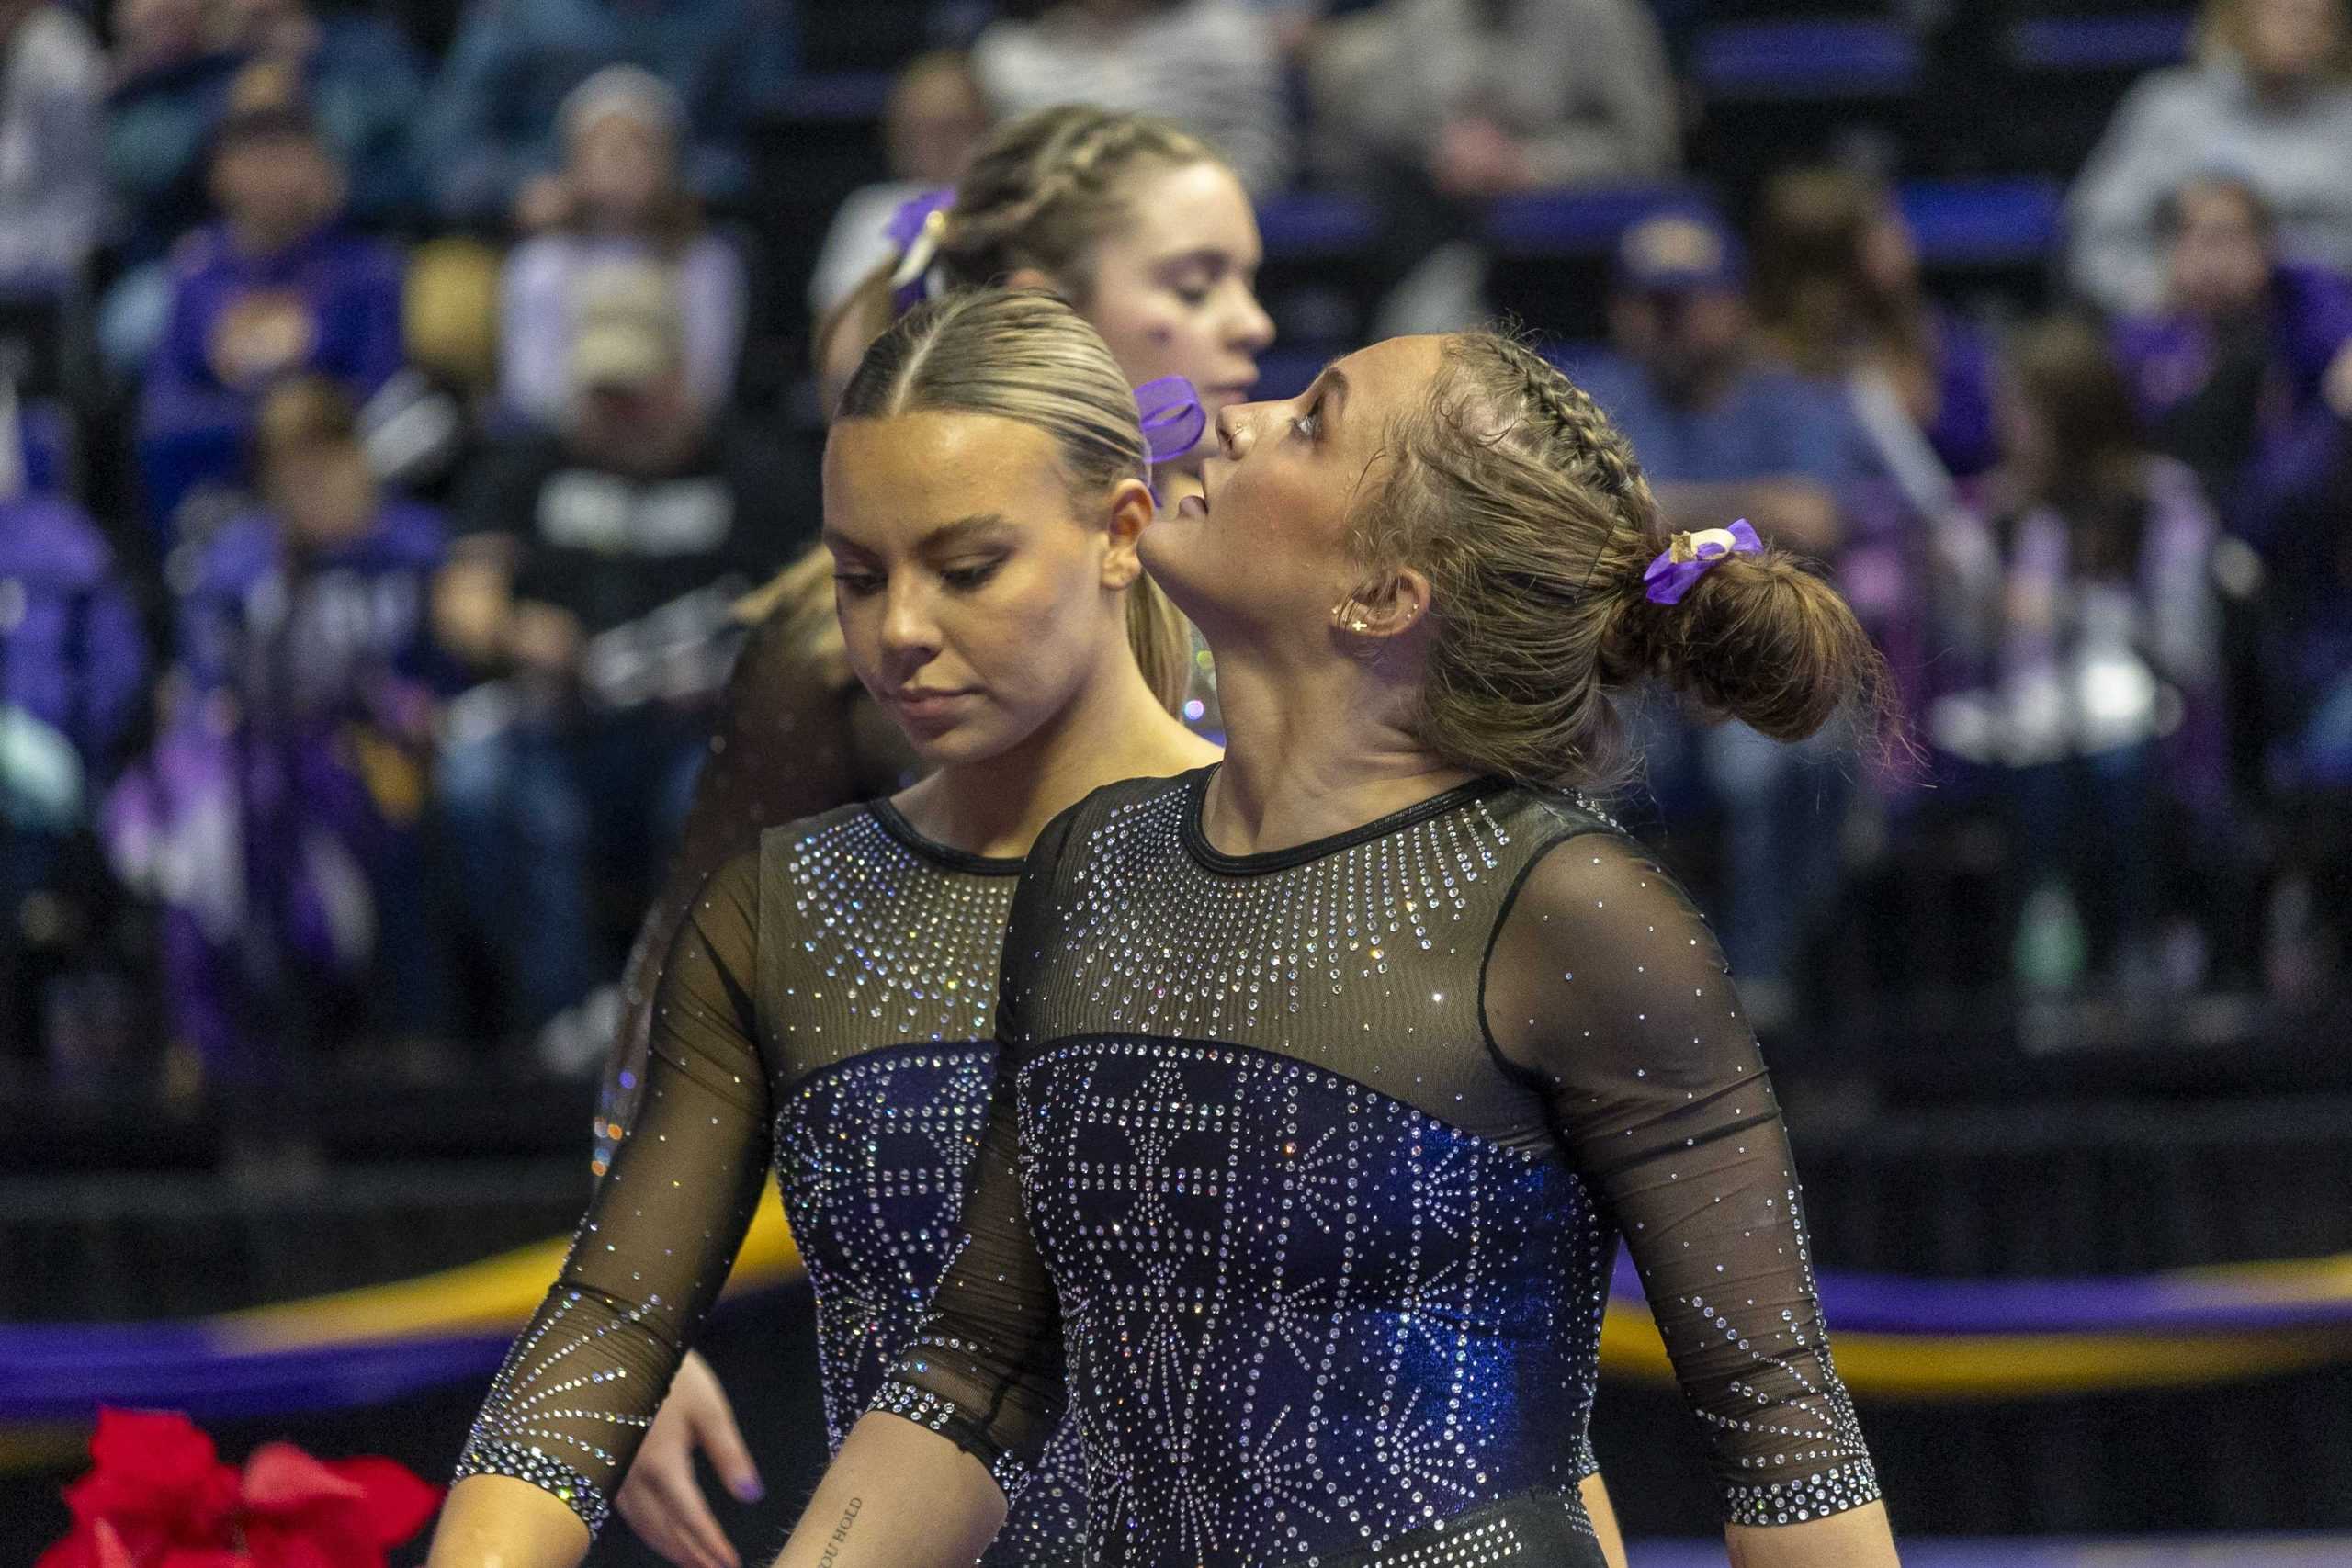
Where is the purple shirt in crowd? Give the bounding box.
[2111,261,2352,544]
[0,497,146,768]
[179,499,452,723]
[138,221,405,529]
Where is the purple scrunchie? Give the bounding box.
[1642,518,1762,605]
[1135,376,1207,466]
[884,187,956,316]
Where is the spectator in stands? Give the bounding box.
[1307,0,1677,332]
[807,51,992,318]
[414,0,797,225]
[1573,204,1862,1022]
[105,0,246,273]
[2069,0,2352,315]
[1936,318,2223,991]
[0,481,146,923]
[136,99,404,537]
[2110,175,2352,836]
[107,378,451,1098]
[0,0,104,292]
[211,0,429,223]
[434,263,806,1049]
[973,0,1290,194]
[499,68,745,427]
[1576,206,1853,554]
[1309,0,1676,192]
[2112,173,2352,536]
[1753,165,2002,486]
[103,1,422,372]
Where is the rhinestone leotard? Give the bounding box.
[455,801,1083,1560]
[877,769,1880,1566]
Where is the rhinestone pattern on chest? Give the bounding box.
[763,810,1082,1565]
[458,807,1087,1559]
[1004,784,1611,1565]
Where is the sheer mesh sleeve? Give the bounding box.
[598,595,918,1169]
[457,854,774,1534]
[867,811,1074,1499]
[1482,829,1881,1529]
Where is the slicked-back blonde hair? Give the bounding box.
[834,288,1193,713]
[1354,333,1891,789]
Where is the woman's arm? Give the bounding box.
[762,1414,1006,1568]
[1579,1472,1627,1568]
[424,856,775,1564]
[430,1476,593,1567]
[1486,830,1897,1566]
[1729,1502,1899,1567]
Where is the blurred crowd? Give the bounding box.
[3,0,2348,1114]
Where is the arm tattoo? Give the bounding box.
[815,1497,863,1567]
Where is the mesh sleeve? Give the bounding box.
[597,595,914,1168]
[1483,829,1880,1528]
[457,855,774,1534]
[867,809,1075,1497]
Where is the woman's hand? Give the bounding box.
[616,1350,765,1568]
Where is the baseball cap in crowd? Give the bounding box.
[1615,205,1747,294]
[560,64,684,146]
[569,262,685,392]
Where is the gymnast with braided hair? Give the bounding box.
[769,332,1904,1568]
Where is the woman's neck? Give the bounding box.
[900,633,1217,860]
[1194,637,1472,859]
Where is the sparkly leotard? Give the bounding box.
[876,769,1879,1567]
[455,801,1084,1562]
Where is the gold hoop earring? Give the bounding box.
[1332,598,1369,634]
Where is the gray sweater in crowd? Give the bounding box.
[1311,0,1679,186]
[2068,55,2352,314]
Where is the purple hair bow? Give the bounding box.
[1642,518,1760,605]
[1135,376,1208,466]
[884,187,956,316]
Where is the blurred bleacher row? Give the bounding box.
[5,0,2351,1156]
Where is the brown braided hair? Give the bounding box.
[1352,331,1892,789]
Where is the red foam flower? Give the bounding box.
[40,1410,442,1568]
[35,1517,248,1568]
[238,1444,442,1568]
[54,1412,243,1564]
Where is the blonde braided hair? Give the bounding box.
[819,106,1219,367]
[933,106,1216,304]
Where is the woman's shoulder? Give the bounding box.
[2112,62,2233,125]
[1492,777,1638,838]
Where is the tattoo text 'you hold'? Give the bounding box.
[816,1497,862,1567]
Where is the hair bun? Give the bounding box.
[1609,546,1884,744]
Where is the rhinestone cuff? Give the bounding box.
[453,1438,611,1534]
[1723,1457,1882,1527]
[869,1381,1032,1503]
